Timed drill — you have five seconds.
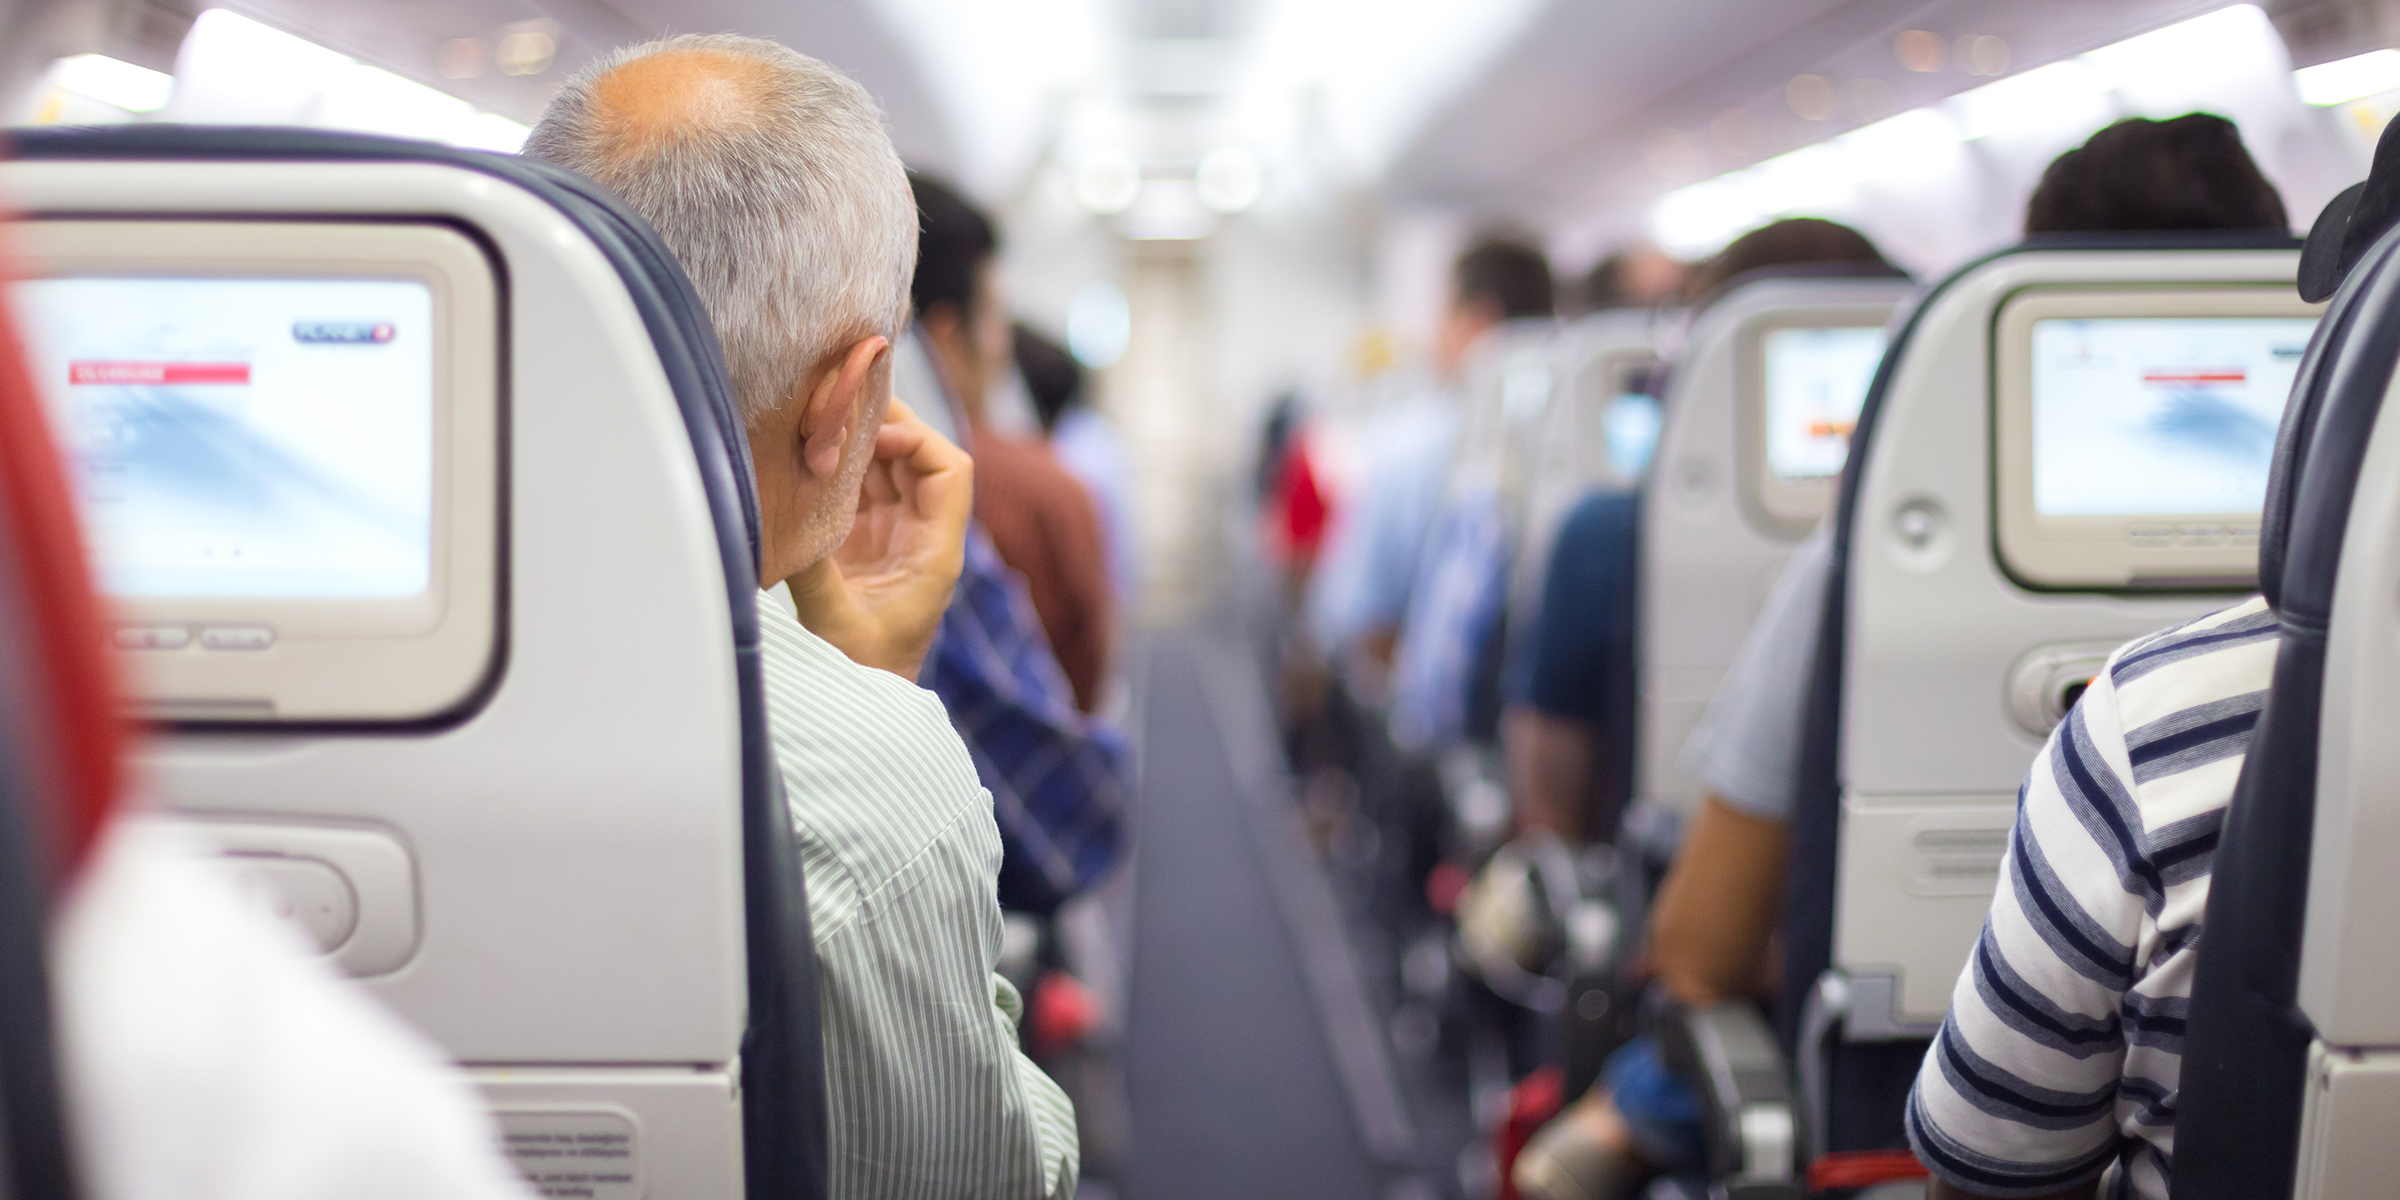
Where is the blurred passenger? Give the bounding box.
[1016,323,1138,607]
[527,36,1077,1198]
[1513,116,2291,1200]
[1500,218,1896,874]
[1681,216,1892,303]
[1306,237,1554,687]
[914,175,1113,712]
[907,177,1129,920]
[1577,245,1686,312]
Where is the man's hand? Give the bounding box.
[784,400,972,680]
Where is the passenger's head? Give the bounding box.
[1438,237,1554,378]
[1684,217,1892,304]
[1013,324,1082,435]
[2025,113,2288,234]
[911,173,1012,421]
[525,34,916,583]
[1580,246,1686,312]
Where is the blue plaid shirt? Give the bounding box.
[925,524,1130,915]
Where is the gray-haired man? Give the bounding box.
[526,35,1077,1198]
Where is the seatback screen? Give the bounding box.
[1762,325,1886,480]
[2029,316,2314,517]
[17,277,435,598]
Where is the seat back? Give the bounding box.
[3,127,823,1200]
[1786,232,2310,1160]
[1508,310,1663,629]
[1636,274,1913,819]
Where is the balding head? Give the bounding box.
[525,35,916,427]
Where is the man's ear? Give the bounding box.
[798,335,891,478]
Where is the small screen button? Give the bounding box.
[199,626,275,651]
[113,625,190,650]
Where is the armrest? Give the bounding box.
[1658,1000,1804,1200]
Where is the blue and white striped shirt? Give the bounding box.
[1908,596,2278,1200]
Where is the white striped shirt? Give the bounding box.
[756,588,1079,1199]
[1908,596,2277,1200]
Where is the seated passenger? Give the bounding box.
[1305,237,1554,688]
[1909,112,2297,1200]
[911,173,1113,713]
[523,36,1077,1198]
[1507,218,1893,1200]
[1016,323,1138,608]
[1576,244,1686,312]
[1516,114,2291,1200]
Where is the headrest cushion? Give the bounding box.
[2301,116,2400,302]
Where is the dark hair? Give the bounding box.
[1454,238,1556,320]
[2025,113,2289,234]
[1013,323,1082,434]
[1686,217,1893,300]
[1581,252,1638,311]
[909,170,997,323]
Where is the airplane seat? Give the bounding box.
[3,125,825,1200]
[0,232,132,1200]
[1636,266,1912,828]
[1506,309,1664,658]
[2173,218,2400,1200]
[1391,317,1556,767]
[1736,231,2313,1187]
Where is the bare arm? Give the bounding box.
[1503,705,1599,845]
[1648,794,1789,1005]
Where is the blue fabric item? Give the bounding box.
[1389,486,1509,752]
[1305,392,1463,654]
[1505,490,1641,821]
[1603,1036,1706,1171]
[1513,490,1641,721]
[925,525,1131,917]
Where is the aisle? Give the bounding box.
[1123,629,1393,1200]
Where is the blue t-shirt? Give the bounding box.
[1509,490,1641,815]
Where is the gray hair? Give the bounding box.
[524,34,917,427]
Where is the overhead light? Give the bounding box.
[51,53,173,113]
[1196,146,1263,214]
[1787,74,1836,120]
[1950,58,2108,139]
[1894,30,1944,73]
[494,19,558,77]
[2297,48,2400,106]
[1067,282,1130,369]
[438,38,485,81]
[2084,5,2271,97]
[1073,151,1141,215]
[1956,34,2010,77]
[1121,179,1216,240]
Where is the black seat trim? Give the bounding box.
[7,126,825,1200]
[2173,220,2400,1200]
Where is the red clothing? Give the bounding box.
[968,424,1113,712]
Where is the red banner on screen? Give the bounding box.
[68,361,251,386]
[2142,369,2246,385]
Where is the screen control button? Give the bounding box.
[224,855,360,953]
[113,625,190,650]
[199,626,275,651]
